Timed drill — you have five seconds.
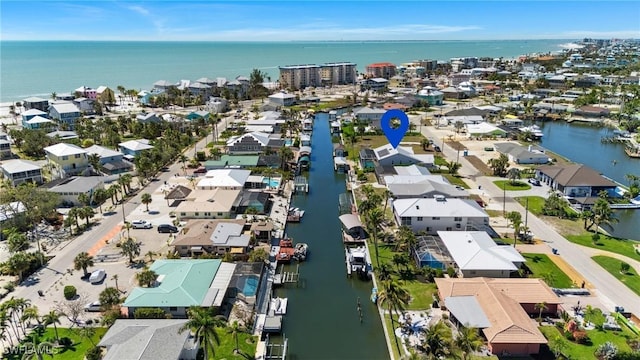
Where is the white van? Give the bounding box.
[89,269,106,284]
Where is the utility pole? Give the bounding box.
[525,197,529,228]
[502,182,506,217]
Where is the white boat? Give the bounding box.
[345,246,372,280]
[270,297,288,315]
[519,125,544,139]
[288,208,305,218]
[293,243,308,261]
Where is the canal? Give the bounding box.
[539,121,640,240]
[274,113,389,359]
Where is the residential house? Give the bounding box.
[119,139,153,159]
[43,143,88,177]
[98,319,198,360]
[384,175,468,199]
[188,82,212,99]
[438,231,525,278]
[268,92,297,107]
[354,107,387,128]
[359,78,389,92]
[72,97,94,114]
[233,191,271,214]
[0,201,27,233]
[49,103,81,128]
[445,107,491,119]
[333,143,346,158]
[0,135,10,159]
[172,219,250,256]
[536,164,617,204]
[203,155,260,170]
[74,86,97,100]
[0,159,43,186]
[435,277,560,355]
[441,87,466,99]
[196,169,251,190]
[136,112,161,124]
[42,176,105,206]
[85,144,133,174]
[153,80,177,91]
[416,89,444,106]
[122,259,236,318]
[46,130,79,141]
[392,164,431,176]
[206,97,228,114]
[23,115,54,130]
[226,132,282,154]
[22,97,49,112]
[392,197,489,234]
[374,144,434,167]
[466,123,507,138]
[494,143,551,165]
[575,105,610,118]
[21,109,49,128]
[185,111,210,122]
[173,189,241,220]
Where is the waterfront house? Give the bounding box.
[173,189,241,220]
[43,143,88,177]
[392,197,489,234]
[494,143,551,165]
[46,130,79,141]
[119,139,153,159]
[0,159,43,186]
[226,132,283,154]
[354,107,387,128]
[188,81,212,98]
[206,96,228,114]
[74,86,97,100]
[203,155,260,170]
[333,143,346,158]
[234,191,271,214]
[122,259,236,318]
[21,109,49,128]
[72,97,94,114]
[153,80,177,91]
[535,164,617,206]
[85,144,133,174]
[23,115,54,130]
[0,137,10,159]
[575,105,610,118]
[98,319,198,360]
[436,277,558,355]
[438,231,525,278]
[196,169,251,190]
[22,97,49,112]
[268,92,297,107]
[42,176,105,206]
[374,144,435,167]
[172,219,250,256]
[384,175,468,199]
[466,122,507,138]
[49,103,81,129]
[136,112,161,124]
[359,148,377,171]
[360,78,389,93]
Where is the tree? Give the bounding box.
[21,335,54,360]
[7,231,30,253]
[111,274,120,292]
[141,193,152,212]
[121,237,141,264]
[447,160,461,175]
[506,167,521,185]
[136,267,158,287]
[377,279,410,355]
[505,211,523,244]
[421,138,431,151]
[88,153,102,174]
[179,307,227,359]
[99,287,121,310]
[535,302,548,323]
[454,120,465,134]
[620,261,631,274]
[74,252,94,278]
[80,206,95,227]
[145,250,156,262]
[487,153,509,177]
[248,248,269,263]
[5,252,31,282]
[592,198,619,235]
[226,321,246,355]
[21,305,40,329]
[42,310,62,343]
[76,326,96,346]
[455,326,483,360]
[365,208,384,267]
[179,154,188,175]
[279,146,294,171]
[422,321,453,359]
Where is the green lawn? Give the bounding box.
[515,196,546,216]
[382,313,402,360]
[539,325,638,360]
[493,180,532,191]
[592,255,640,296]
[566,233,640,262]
[522,253,575,288]
[210,327,258,359]
[443,174,470,189]
[5,327,107,360]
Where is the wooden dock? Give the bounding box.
[273,264,300,285]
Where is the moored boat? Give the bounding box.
[293,242,308,261]
[345,245,372,280]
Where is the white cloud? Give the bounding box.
[127,5,150,16]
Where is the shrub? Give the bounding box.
[134,307,168,319]
[63,285,77,300]
[572,330,589,344]
[59,337,73,347]
[446,267,456,278]
[3,282,15,292]
[86,346,103,360]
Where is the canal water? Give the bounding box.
[539,121,640,240]
[274,113,389,359]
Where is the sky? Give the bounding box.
[1,1,639,41]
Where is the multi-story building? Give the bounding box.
[43,143,88,177]
[49,103,81,129]
[279,64,321,90]
[22,97,49,112]
[365,62,397,79]
[321,62,357,85]
[0,159,44,186]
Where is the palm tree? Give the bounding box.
[81,206,95,227]
[226,321,246,355]
[506,167,521,185]
[365,207,384,267]
[121,237,141,264]
[88,153,102,174]
[377,279,410,354]
[455,326,483,360]
[120,173,134,194]
[21,335,54,360]
[111,274,120,292]
[141,193,152,212]
[7,231,30,253]
[179,154,188,175]
[145,251,157,262]
[42,310,62,343]
[21,305,40,329]
[179,307,227,359]
[209,147,222,160]
[535,302,548,323]
[6,252,31,282]
[136,267,158,287]
[374,263,395,282]
[422,321,453,359]
[592,198,619,235]
[77,326,96,346]
[279,146,294,171]
[99,287,121,310]
[382,189,393,213]
[74,252,94,278]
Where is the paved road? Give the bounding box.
[417,122,640,316]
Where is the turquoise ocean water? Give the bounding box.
[0,40,568,102]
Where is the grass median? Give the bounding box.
[592,255,640,296]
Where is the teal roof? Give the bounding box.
[204,155,259,167]
[123,259,222,308]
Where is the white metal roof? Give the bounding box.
[438,231,524,271]
[0,159,42,174]
[44,142,86,157]
[393,198,488,218]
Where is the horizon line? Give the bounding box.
[0,38,598,42]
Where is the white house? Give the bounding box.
[226,132,278,154]
[119,139,153,158]
[268,92,297,107]
[374,144,434,167]
[85,144,133,174]
[392,197,489,234]
[494,143,551,165]
[354,107,387,128]
[465,122,507,138]
[43,176,105,206]
[439,231,525,278]
[0,159,43,186]
[196,169,251,190]
[385,175,469,199]
[49,102,81,128]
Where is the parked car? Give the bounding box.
[131,220,153,229]
[89,269,106,284]
[528,178,541,186]
[193,166,207,174]
[84,301,102,312]
[157,224,178,233]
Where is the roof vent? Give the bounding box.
[416,205,420,210]
[434,195,446,202]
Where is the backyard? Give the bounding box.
[567,233,640,262]
[522,253,575,288]
[592,255,640,296]
[4,327,107,360]
[540,324,638,359]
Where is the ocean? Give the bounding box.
[0,40,568,103]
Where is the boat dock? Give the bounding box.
[293,176,309,193]
[273,264,300,285]
[610,203,640,209]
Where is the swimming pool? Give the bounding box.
[239,275,259,297]
[285,139,293,146]
[262,177,281,188]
